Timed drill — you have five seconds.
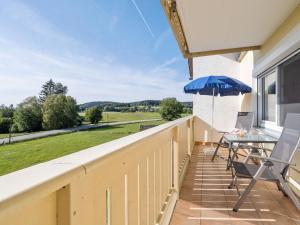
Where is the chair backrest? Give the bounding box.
[270,113,300,172]
[235,112,254,132]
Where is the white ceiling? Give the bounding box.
[176,0,300,53]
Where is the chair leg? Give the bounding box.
[233,178,257,212]
[236,178,241,196]
[278,176,300,211]
[226,148,233,170]
[211,135,224,161]
[276,180,288,197]
[228,175,236,189]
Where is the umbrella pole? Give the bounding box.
[203,87,215,154]
[211,87,215,147]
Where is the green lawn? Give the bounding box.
[0,112,161,139]
[0,121,164,176]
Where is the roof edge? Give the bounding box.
[161,0,261,58]
[161,0,190,58]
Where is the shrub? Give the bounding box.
[13,97,43,132]
[159,98,184,121]
[85,107,103,124]
[42,95,78,130]
[76,115,85,126]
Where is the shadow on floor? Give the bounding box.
[169,144,300,225]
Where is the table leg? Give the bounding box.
[226,147,233,170]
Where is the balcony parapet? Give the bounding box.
[0,116,194,225]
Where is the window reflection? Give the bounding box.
[263,72,276,122]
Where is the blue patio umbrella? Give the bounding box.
[184,75,252,148]
[184,75,252,96]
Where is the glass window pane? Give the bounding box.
[279,52,300,126]
[262,72,276,122]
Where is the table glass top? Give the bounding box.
[224,133,278,143]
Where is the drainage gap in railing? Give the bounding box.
[137,164,141,225]
[146,157,150,225]
[124,174,128,225]
[106,188,111,225]
[171,138,174,188]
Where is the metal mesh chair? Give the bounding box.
[230,113,300,212]
[211,112,254,161]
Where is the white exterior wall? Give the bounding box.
[193,52,254,142]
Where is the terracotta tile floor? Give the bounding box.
[169,144,300,225]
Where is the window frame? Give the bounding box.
[259,68,279,129]
[258,49,300,131]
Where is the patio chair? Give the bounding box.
[230,113,300,212]
[211,112,254,161]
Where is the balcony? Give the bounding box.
[0,116,300,225]
[170,145,300,225]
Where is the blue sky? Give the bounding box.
[0,0,191,105]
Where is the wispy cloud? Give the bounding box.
[0,1,190,105]
[154,28,172,50]
[0,38,189,105]
[3,1,77,45]
[129,0,155,38]
[152,57,179,73]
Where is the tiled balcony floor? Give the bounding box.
[170,144,300,225]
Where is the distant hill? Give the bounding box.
[79,100,192,111]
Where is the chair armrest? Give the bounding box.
[247,154,296,166]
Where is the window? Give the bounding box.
[259,51,300,127]
[262,71,277,122]
[278,52,300,126]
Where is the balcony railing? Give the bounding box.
[0,116,194,225]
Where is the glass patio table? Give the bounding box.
[223,133,278,170]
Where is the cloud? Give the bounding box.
[2,1,77,45]
[154,28,172,50]
[129,0,155,38]
[0,38,190,105]
[0,1,191,105]
[151,57,179,73]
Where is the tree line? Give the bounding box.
[79,100,192,114]
[0,79,82,134]
[0,80,191,135]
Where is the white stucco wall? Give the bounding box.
[193,52,254,142]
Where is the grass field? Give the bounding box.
[0,112,161,139]
[79,111,162,123]
[0,120,163,176]
[101,112,161,122]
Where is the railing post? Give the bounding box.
[187,120,191,156]
[191,117,195,151]
[172,127,179,193]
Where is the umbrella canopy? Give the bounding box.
[184,75,252,96]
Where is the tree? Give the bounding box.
[0,117,11,133]
[39,79,68,102]
[42,95,78,130]
[13,97,43,132]
[85,107,103,124]
[0,104,14,118]
[54,82,68,95]
[159,98,184,121]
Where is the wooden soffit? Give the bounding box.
[161,0,300,58]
